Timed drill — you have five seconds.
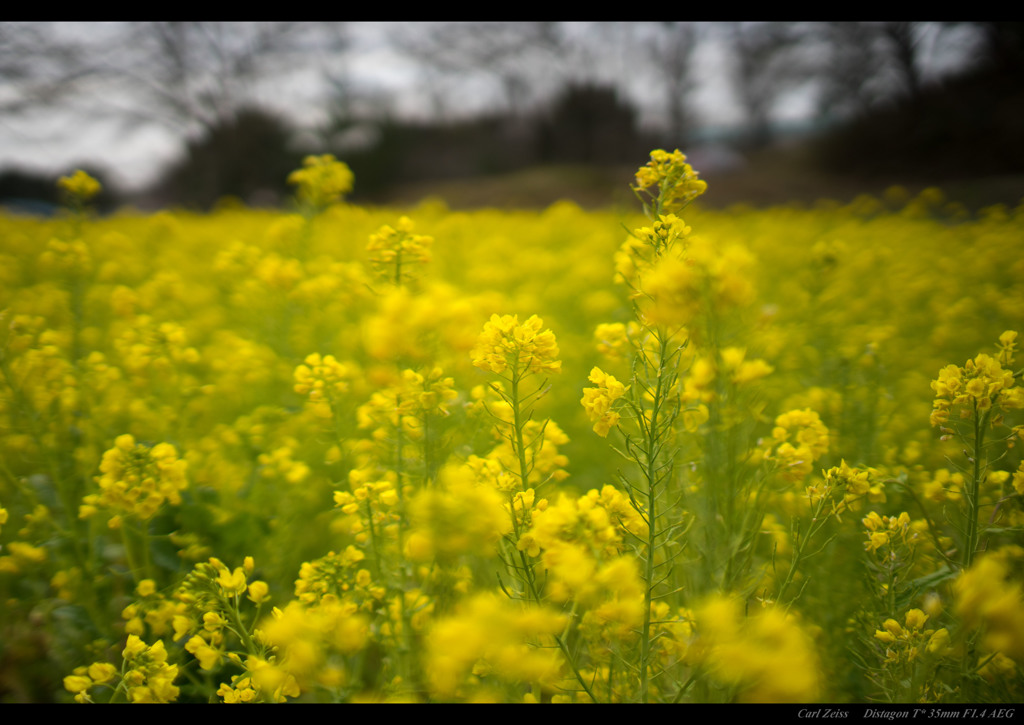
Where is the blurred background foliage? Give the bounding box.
[1,21,1022,212]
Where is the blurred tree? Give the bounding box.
[964,22,1024,75]
[725,21,811,148]
[153,107,301,209]
[808,22,989,124]
[536,83,641,164]
[104,22,342,135]
[812,21,1023,179]
[0,22,347,143]
[0,22,96,114]
[393,22,568,118]
[881,21,926,104]
[812,22,893,121]
[648,22,699,148]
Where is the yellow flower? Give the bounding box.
[633,149,707,212]
[694,596,820,702]
[766,409,830,482]
[185,635,222,670]
[581,367,627,437]
[423,593,565,697]
[904,608,929,630]
[63,674,92,694]
[471,314,561,377]
[247,581,270,605]
[123,634,148,660]
[216,565,247,598]
[287,154,353,209]
[366,216,434,283]
[88,662,117,684]
[58,170,102,202]
[955,548,1024,660]
[80,435,188,526]
[594,322,629,360]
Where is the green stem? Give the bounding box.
[963,405,985,572]
[639,330,669,704]
[228,593,257,655]
[776,496,829,606]
[120,525,142,584]
[511,370,532,494]
[959,404,986,701]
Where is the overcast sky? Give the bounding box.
[0,22,978,192]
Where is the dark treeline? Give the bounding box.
[157,84,659,209]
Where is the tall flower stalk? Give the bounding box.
[582,150,707,701]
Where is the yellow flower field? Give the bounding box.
[0,153,1022,703]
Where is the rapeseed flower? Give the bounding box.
[633,149,707,213]
[693,596,821,702]
[58,169,101,202]
[423,592,565,699]
[287,154,353,209]
[955,547,1024,660]
[581,367,627,437]
[80,435,188,527]
[471,314,561,377]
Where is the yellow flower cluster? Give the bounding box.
[485,424,570,490]
[593,321,630,361]
[258,444,311,485]
[295,546,366,603]
[720,346,774,386]
[463,454,518,493]
[333,476,399,547]
[634,235,756,331]
[62,661,118,703]
[356,367,458,441]
[632,149,708,213]
[287,154,353,209]
[873,608,951,664]
[258,598,370,694]
[921,468,965,504]
[955,546,1024,661]
[39,237,92,276]
[70,635,179,703]
[113,316,201,379]
[294,352,355,419]
[362,282,483,364]
[614,213,693,292]
[692,596,821,702]
[862,511,917,553]
[811,460,875,516]
[122,582,186,639]
[931,331,1022,426]
[366,216,434,283]
[0,540,47,574]
[1012,460,1024,497]
[172,556,267,632]
[79,434,188,528]
[57,169,102,202]
[220,656,301,703]
[765,409,830,482]
[404,465,511,562]
[471,314,561,377]
[580,367,627,437]
[518,485,645,608]
[423,592,565,699]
